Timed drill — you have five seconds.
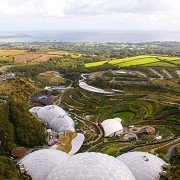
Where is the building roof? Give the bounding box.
[101,118,123,137]
[31,95,54,106]
[69,133,85,155]
[54,130,84,155]
[11,147,27,158]
[144,126,156,134]
[29,105,75,132]
[116,152,167,180]
[79,81,114,94]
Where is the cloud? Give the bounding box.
[0,0,180,31]
[0,0,179,17]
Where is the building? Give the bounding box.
[79,80,114,95]
[144,126,156,134]
[31,91,54,105]
[11,147,27,158]
[29,105,75,133]
[101,118,123,137]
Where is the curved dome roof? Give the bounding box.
[101,118,123,137]
[69,133,85,155]
[29,105,75,132]
[19,149,69,180]
[46,152,135,180]
[116,151,167,180]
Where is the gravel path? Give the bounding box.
[149,68,164,79]
[163,69,172,79]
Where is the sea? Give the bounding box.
[0,30,180,43]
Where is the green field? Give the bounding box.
[0,50,25,56]
[145,62,177,67]
[111,57,159,67]
[162,57,180,61]
[85,60,107,67]
[85,55,180,68]
[109,55,156,65]
[0,57,13,63]
[171,59,180,65]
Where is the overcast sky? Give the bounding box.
[0,0,180,31]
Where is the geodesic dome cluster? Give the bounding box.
[18,149,168,180]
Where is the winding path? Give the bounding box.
[165,140,180,159]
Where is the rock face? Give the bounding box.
[29,105,75,133]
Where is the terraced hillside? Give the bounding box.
[60,88,179,156]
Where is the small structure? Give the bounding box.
[144,126,156,134]
[101,118,123,137]
[11,147,27,158]
[0,73,16,81]
[156,135,162,140]
[31,91,54,106]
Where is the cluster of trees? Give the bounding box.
[167,146,180,179]
[0,102,15,155]
[9,99,46,147]
[0,100,46,154]
[0,156,24,179]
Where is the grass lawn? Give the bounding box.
[114,111,135,125]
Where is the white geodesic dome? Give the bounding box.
[18,149,69,180]
[116,151,167,180]
[29,105,75,132]
[101,118,123,137]
[46,152,136,180]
